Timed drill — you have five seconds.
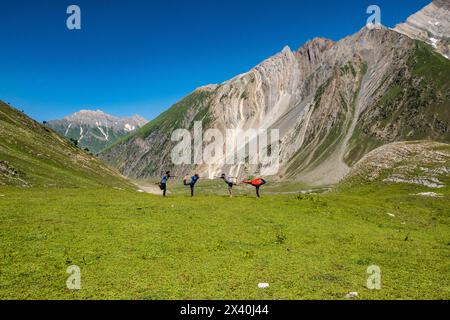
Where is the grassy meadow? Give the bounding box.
[0,181,449,300]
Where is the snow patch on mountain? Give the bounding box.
[46,110,148,153]
[394,0,450,59]
[124,124,136,132]
[64,123,72,136]
[79,126,84,142]
[97,125,109,141]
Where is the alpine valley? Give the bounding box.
[1,1,449,300]
[100,0,450,187]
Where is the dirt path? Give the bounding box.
[265,187,331,195]
[136,184,164,195]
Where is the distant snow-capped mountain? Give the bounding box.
[46,110,147,154]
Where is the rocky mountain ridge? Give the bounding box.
[394,0,450,59]
[47,110,147,154]
[100,2,450,186]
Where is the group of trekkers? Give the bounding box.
[158,171,267,198]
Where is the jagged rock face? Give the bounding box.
[100,2,450,185]
[47,110,147,154]
[394,0,450,59]
[100,90,214,178]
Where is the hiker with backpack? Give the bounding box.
[243,177,267,198]
[216,173,237,197]
[183,174,200,197]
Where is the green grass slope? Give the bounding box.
[1,137,448,299]
[0,102,132,188]
[346,41,450,165]
[0,181,448,300]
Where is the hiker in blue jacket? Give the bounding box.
[183,174,200,197]
[158,171,173,197]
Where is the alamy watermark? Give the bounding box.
[367,265,382,290]
[67,5,81,30]
[66,265,81,290]
[63,5,381,31]
[366,5,382,29]
[171,122,280,175]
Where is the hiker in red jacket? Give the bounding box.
[242,178,267,198]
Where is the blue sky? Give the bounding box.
[0,0,430,122]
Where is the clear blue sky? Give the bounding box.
[0,0,430,122]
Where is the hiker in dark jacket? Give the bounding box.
[159,171,173,197]
[183,174,200,197]
[217,173,237,197]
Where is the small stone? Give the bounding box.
[416,192,443,198]
[345,292,358,299]
[258,283,270,289]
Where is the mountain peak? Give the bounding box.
[296,37,335,65]
[46,110,148,153]
[130,114,148,124]
[75,109,106,116]
[303,37,334,46]
[298,37,335,52]
[281,45,292,54]
[60,109,147,126]
[394,0,450,59]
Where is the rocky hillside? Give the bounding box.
[0,102,133,188]
[394,0,450,59]
[46,110,147,154]
[343,141,450,191]
[100,1,450,186]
